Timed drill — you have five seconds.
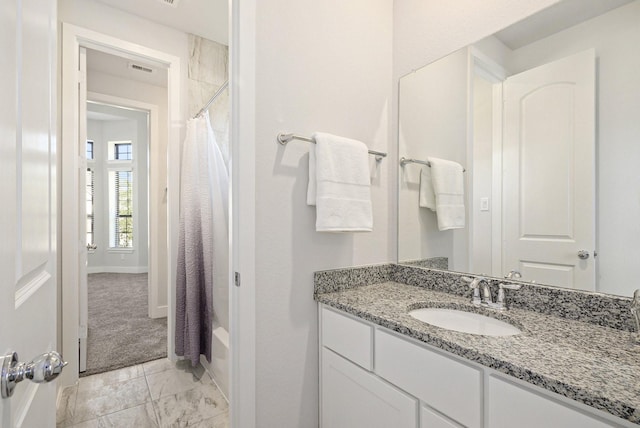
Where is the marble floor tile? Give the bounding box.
[78,365,144,393]
[64,419,100,428]
[72,376,151,424]
[191,411,229,428]
[153,381,228,427]
[56,384,78,426]
[145,364,206,400]
[97,402,158,428]
[142,358,195,376]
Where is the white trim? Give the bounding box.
[230,0,256,426]
[466,47,507,278]
[86,266,149,274]
[60,23,182,388]
[14,271,51,309]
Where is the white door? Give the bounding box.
[502,50,596,290]
[0,0,60,426]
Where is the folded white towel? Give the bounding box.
[419,167,436,211]
[427,157,465,231]
[308,132,373,232]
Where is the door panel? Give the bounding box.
[0,0,58,426]
[503,50,596,290]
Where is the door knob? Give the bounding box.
[1,351,67,398]
[577,250,590,260]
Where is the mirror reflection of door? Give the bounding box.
[502,50,596,290]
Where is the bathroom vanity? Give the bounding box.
[315,264,639,428]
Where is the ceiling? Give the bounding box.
[94,0,228,45]
[494,0,632,49]
[87,49,168,88]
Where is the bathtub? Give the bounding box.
[201,324,229,400]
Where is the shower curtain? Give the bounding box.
[175,113,229,366]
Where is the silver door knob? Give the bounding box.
[1,351,67,398]
[577,250,590,260]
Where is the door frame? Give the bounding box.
[466,47,506,278]
[60,23,182,388]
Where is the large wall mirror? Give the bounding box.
[397,0,639,297]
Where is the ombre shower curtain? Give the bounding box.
[175,113,228,366]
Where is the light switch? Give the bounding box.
[480,197,490,212]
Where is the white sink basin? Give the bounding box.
[408,308,521,336]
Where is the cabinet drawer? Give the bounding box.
[488,376,614,428]
[321,306,373,370]
[375,330,482,428]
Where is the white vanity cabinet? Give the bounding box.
[319,304,632,428]
[320,306,417,428]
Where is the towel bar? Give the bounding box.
[400,156,465,172]
[277,133,387,161]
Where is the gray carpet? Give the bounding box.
[82,273,167,376]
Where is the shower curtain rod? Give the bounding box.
[193,80,229,119]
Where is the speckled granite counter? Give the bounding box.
[314,265,640,424]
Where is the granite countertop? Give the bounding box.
[315,280,640,424]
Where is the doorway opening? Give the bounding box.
[80,97,167,375]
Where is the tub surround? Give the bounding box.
[314,264,640,424]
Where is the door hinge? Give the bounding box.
[234,272,241,287]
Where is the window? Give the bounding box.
[115,143,132,160]
[86,168,96,250]
[86,140,94,160]
[109,170,133,248]
[108,141,133,160]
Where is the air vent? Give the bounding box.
[156,0,181,7]
[128,63,155,74]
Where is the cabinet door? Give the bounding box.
[488,376,614,428]
[421,405,461,428]
[322,348,418,428]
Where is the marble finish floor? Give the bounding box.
[57,358,228,427]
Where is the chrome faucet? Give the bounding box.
[631,289,640,342]
[467,277,491,306]
[463,275,521,311]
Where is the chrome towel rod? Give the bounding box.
[277,133,387,161]
[193,80,229,119]
[400,156,465,172]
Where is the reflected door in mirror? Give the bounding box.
[502,50,596,290]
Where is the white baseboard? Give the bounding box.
[149,304,168,319]
[87,266,149,274]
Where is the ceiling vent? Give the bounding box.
[128,62,155,75]
[156,0,181,7]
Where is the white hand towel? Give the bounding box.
[309,132,373,232]
[428,157,465,231]
[419,167,436,211]
[307,145,317,206]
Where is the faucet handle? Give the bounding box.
[499,282,522,291]
[505,270,522,280]
[496,282,521,310]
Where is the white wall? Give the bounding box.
[393,0,563,80]
[503,1,640,296]
[246,0,393,426]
